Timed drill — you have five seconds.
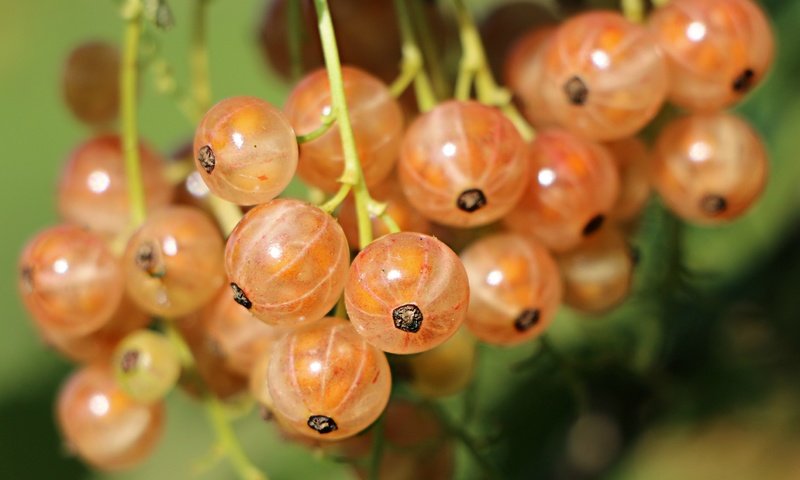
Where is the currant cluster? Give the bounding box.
[16,0,776,478]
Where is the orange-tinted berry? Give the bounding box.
[19,225,123,337]
[201,288,287,376]
[193,96,298,205]
[407,327,477,398]
[62,41,120,126]
[648,0,775,112]
[225,199,350,326]
[123,206,225,317]
[558,227,635,314]
[398,101,528,227]
[284,67,403,192]
[651,113,768,224]
[537,11,668,141]
[345,232,469,354]
[57,135,172,237]
[57,365,164,471]
[176,311,249,400]
[461,233,562,346]
[505,130,620,252]
[41,295,150,364]
[268,317,391,440]
[504,27,559,129]
[338,175,432,248]
[605,137,652,223]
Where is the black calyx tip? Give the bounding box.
[392,304,423,333]
[732,68,755,93]
[456,188,487,213]
[20,266,33,291]
[700,194,727,215]
[135,242,164,278]
[582,214,605,236]
[230,282,252,309]
[564,76,589,106]
[307,415,338,434]
[120,350,140,373]
[514,309,541,332]
[198,145,216,174]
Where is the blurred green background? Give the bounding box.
[2,0,800,479]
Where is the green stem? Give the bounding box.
[191,0,212,114]
[392,0,437,112]
[319,184,351,214]
[287,0,304,81]
[121,6,146,226]
[313,0,374,249]
[206,396,266,480]
[191,0,243,236]
[379,212,401,234]
[208,197,244,236]
[296,112,336,143]
[164,323,266,480]
[621,0,646,23]
[454,65,474,101]
[367,415,386,480]
[408,0,450,100]
[450,0,535,142]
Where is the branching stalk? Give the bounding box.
[450,0,535,141]
[392,0,437,112]
[312,0,375,248]
[120,3,264,478]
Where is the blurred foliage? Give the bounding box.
[0,0,799,479]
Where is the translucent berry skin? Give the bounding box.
[537,11,668,141]
[504,27,559,129]
[123,206,225,317]
[225,199,349,325]
[648,0,775,112]
[201,288,286,376]
[345,232,469,354]
[398,101,528,227]
[193,96,298,205]
[284,67,403,192]
[57,365,165,471]
[62,41,120,126]
[461,233,562,346]
[505,130,621,252]
[176,312,248,400]
[18,225,124,337]
[338,176,432,248]
[41,295,150,364]
[113,330,181,405]
[558,227,635,314]
[651,113,768,224]
[605,138,652,223]
[407,327,476,398]
[57,135,172,237]
[268,317,391,440]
